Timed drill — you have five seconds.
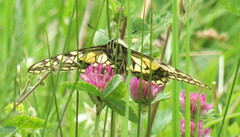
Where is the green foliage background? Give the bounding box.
[0,0,239,136]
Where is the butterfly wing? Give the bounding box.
[130,50,211,89]
[28,45,112,74]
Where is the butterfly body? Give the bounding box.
[28,39,211,89]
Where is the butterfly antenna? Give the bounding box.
[131,29,138,34]
[87,23,109,36]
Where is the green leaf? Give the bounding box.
[93,29,109,46]
[152,92,170,103]
[220,0,240,16]
[227,122,240,136]
[151,10,172,33]
[62,81,102,96]
[103,74,126,98]
[130,17,150,36]
[3,115,50,129]
[105,97,138,123]
[0,126,16,136]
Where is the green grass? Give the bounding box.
[0,0,240,136]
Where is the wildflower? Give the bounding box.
[180,119,212,137]
[80,63,114,92]
[180,90,213,117]
[130,77,163,104]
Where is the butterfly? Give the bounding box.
[28,39,211,89]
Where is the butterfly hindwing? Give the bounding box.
[130,49,211,89]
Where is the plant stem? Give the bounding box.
[172,0,180,134]
[75,91,79,137]
[16,71,51,107]
[102,107,108,137]
[110,111,116,137]
[138,0,147,136]
[139,108,146,137]
[94,112,100,137]
[218,58,240,137]
[146,2,153,136]
[185,0,191,136]
[194,91,200,137]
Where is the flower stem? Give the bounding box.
[94,113,100,137]
[94,103,104,137]
[140,115,144,137]
[138,106,146,137]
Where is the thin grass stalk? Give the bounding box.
[213,82,218,111]
[204,112,240,128]
[212,81,220,135]
[11,0,24,114]
[106,0,112,39]
[75,0,80,136]
[3,0,14,61]
[138,0,147,136]
[1,0,14,107]
[146,1,153,136]
[32,91,40,117]
[14,70,17,111]
[172,0,180,135]
[69,99,74,137]
[111,0,124,136]
[53,0,65,55]
[185,0,191,136]
[218,58,240,137]
[42,2,77,136]
[24,0,36,55]
[114,0,124,73]
[103,0,112,135]
[194,91,200,137]
[75,91,79,136]
[121,0,132,135]
[44,26,63,137]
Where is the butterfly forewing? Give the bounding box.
[28,46,111,74]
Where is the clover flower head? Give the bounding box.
[130,77,163,104]
[180,119,212,137]
[180,90,213,117]
[80,63,114,92]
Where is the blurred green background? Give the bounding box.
[0,0,239,136]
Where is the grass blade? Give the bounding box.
[172,0,180,135]
[218,58,240,137]
[185,0,191,136]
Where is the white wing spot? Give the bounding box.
[45,62,51,67]
[65,60,73,64]
[70,51,78,55]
